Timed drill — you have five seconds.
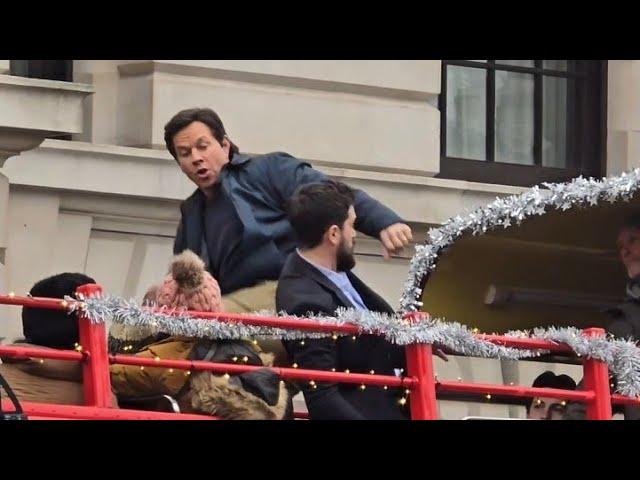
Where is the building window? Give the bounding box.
[10,60,73,82]
[439,61,606,186]
[10,61,74,140]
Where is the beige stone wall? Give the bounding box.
[0,74,93,342]
[0,75,92,134]
[607,60,640,176]
[74,60,440,176]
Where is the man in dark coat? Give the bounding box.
[154,107,413,367]
[167,108,412,301]
[276,181,410,420]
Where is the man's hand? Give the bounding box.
[379,223,413,259]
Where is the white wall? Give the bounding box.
[607,60,640,176]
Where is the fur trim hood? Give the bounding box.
[188,370,289,420]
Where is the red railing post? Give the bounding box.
[582,327,612,420]
[403,313,439,420]
[76,283,113,408]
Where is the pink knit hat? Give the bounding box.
[156,250,223,312]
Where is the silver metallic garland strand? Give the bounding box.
[509,326,640,398]
[70,295,542,358]
[399,169,640,313]
[68,294,640,397]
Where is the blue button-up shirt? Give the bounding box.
[297,250,367,311]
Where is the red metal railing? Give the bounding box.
[1,286,638,420]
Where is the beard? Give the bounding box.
[336,239,356,272]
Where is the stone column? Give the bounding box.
[0,73,93,341]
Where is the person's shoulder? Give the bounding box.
[180,188,204,210]
[278,269,319,290]
[242,152,303,170]
[276,274,335,316]
[278,253,309,284]
[277,255,326,294]
[607,300,640,320]
[255,151,298,161]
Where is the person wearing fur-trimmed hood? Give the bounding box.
[109,250,290,419]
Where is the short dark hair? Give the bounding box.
[163,107,240,161]
[288,181,356,249]
[526,371,577,413]
[22,272,96,349]
[622,212,640,232]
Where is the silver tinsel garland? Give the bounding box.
[399,169,640,313]
[508,326,640,398]
[69,294,640,398]
[70,295,543,359]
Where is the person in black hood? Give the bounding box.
[608,213,640,341]
[526,371,576,420]
[592,212,640,420]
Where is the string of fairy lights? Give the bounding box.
[39,293,640,400]
[4,290,640,407]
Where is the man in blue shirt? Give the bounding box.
[276,181,409,420]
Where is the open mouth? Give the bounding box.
[196,167,209,179]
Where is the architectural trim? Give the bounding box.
[118,61,439,102]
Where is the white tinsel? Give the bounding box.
[399,169,640,313]
[67,294,640,398]
[69,295,542,359]
[514,326,640,398]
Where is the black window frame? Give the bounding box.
[10,60,73,82]
[438,60,607,187]
[9,60,74,140]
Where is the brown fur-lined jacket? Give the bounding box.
[110,336,289,420]
[0,343,118,407]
